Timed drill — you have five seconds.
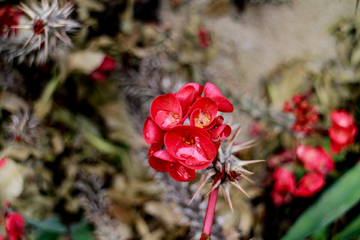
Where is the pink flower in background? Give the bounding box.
[6,212,25,240]
[328,110,358,154]
[296,145,334,175]
[294,172,325,197]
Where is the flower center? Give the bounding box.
[33,19,45,34]
[194,111,211,128]
[182,134,195,145]
[171,113,180,125]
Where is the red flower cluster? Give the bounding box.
[89,55,116,82]
[328,110,358,154]
[143,82,233,182]
[270,145,334,206]
[1,203,25,240]
[282,94,319,133]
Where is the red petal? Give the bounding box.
[98,55,116,72]
[203,82,233,112]
[150,93,183,131]
[143,117,165,145]
[175,85,196,114]
[329,126,350,145]
[209,124,231,149]
[6,212,25,238]
[330,141,344,154]
[0,158,7,169]
[168,162,196,182]
[148,150,178,172]
[89,70,107,82]
[164,126,215,170]
[330,110,355,129]
[189,97,218,129]
[294,173,325,197]
[178,83,203,97]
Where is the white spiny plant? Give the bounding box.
[3,0,80,65]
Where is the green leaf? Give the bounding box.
[281,163,360,240]
[70,220,94,240]
[333,214,360,240]
[35,231,59,240]
[25,216,67,234]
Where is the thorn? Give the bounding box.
[215,160,222,172]
[238,159,266,167]
[18,3,36,18]
[11,25,33,29]
[188,171,215,205]
[218,147,225,163]
[240,174,254,184]
[38,34,42,49]
[225,126,242,154]
[229,180,250,198]
[23,33,36,49]
[41,0,49,9]
[231,138,258,153]
[230,155,265,167]
[233,165,254,175]
[225,161,231,175]
[44,29,48,57]
[221,183,233,212]
[203,180,221,199]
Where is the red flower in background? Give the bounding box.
[5,212,25,240]
[0,157,7,169]
[270,167,296,206]
[294,172,325,197]
[89,55,116,82]
[282,93,319,134]
[0,5,23,36]
[198,28,211,48]
[328,110,358,154]
[143,82,233,181]
[296,145,334,175]
[273,167,296,193]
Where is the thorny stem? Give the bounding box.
[200,183,219,240]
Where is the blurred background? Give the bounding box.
[0,0,359,239]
